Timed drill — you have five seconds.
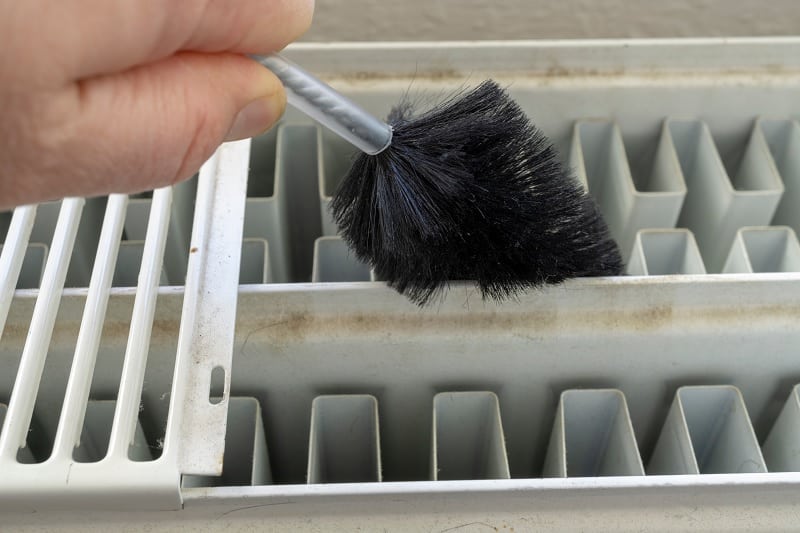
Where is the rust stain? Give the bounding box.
[327,64,800,89]
[237,302,800,347]
[5,285,799,367]
[190,247,198,253]
[339,68,463,83]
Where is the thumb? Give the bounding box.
[26,52,284,202]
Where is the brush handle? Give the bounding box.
[252,53,392,155]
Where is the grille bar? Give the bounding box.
[123,178,196,285]
[50,194,126,462]
[0,404,34,463]
[107,187,172,460]
[162,141,248,475]
[0,205,36,335]
[0,198,84,460]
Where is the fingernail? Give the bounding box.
[225,93,286,142]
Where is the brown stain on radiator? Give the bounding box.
[4,290,798,355]
[241,302,800,347]
[328,66,800,96]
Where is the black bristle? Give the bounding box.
[330,80,623,306]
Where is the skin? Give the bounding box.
[0,0,314,211]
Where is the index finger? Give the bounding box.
[1,0,314,87]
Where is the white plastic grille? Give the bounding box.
[0,141,249,510]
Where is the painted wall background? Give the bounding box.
[302,0,800,42]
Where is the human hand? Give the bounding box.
[0,0,314,210]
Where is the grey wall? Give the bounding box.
[303,0,800,42]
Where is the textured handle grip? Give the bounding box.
[252,53,392,155]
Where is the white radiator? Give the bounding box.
[1,38,800,531]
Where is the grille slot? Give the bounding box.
[432,391,510,481]
[0,243,47,289]
[570,120,686,261]
[240,238,271,284]
[627,229,706,275]
[317,127,358,236]
[766,119,800,233]
[74,400,152,463]
[648,386,766,475]
[763,385,800,472]
[723,226,800,273]
[312,237,373,283]
[670,119,784,272]
[307,394,381,483]
[544,389,644,478]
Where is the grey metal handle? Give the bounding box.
[252,53,392,155]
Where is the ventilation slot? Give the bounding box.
[723,227,800,273]
[244,382,800,485]
[670,119,783,272]
[240,239,271,284]
[627,229,706,275]
[244,129,287,282]
[432,392,509,481]
[0,243,47,289]
[763,385,800,472]
[317,127,357,236]
[74,400,152,463]
[648,386,766,474]
[764,119,800,236]
[312,237,374,282]
[570,120,686,261]
[244,125,322,283]
[307,395,381,484]
[543,389,644,477]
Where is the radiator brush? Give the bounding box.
[255,54,623,305]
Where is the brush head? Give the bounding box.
[330,80,623,305]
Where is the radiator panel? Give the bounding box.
[1,39,800,528]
